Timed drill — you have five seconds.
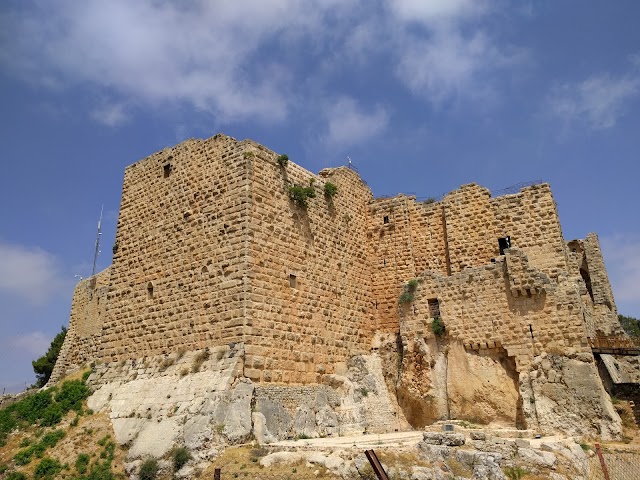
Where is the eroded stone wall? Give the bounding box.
[242,144,376,383]
[100,135,252,362]
[49,267,110,384]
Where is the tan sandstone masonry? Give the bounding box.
[241,141,376,383]
[49,268,110,384]
[52,133,623,388]
[370,183,571,332]
[100,135,252,361]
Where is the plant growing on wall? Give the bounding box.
[277,154,289,167]
[288,184,316,209]
[432,316,445,337]
[398,279,419,305]
[324,182,338,198]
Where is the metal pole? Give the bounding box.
[92,205,103,277]
[365,449,389,480]
[594,443,610,480]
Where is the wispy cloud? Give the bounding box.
[91,102,129,127]
[2,331,51,357]
[320,97,389,149]
[1,0,361,125]
[0,240,66,304]
[600,234,640,316]
[388,0,525,106]
[548,72,640,130]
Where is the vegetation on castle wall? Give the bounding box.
[432,316,446,337]
[324,182,338,198]
[619,314,640,337]
[399,279,419,305]
[288,184,316,209]
[32,326,67,387]
[276,154,289,167]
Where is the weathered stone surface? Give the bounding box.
[422,431,466,446]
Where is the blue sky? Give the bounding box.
[1,0,639,393]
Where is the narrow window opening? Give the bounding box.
[383,215,389,224]
[163,163,172,178]
[289,274,297,288]
[498,236,511,255]
[428,298,440,318]
[383,259,386,266]
[529,324,534,339]
[147,282,154,299]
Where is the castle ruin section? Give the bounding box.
[49,133,632,451]
[49,267,110,384]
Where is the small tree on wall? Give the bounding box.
[432,316,445,337]
[324,182,338,198]
[32,326,67,387]
[288,184,316,209]
[277,154,289,167]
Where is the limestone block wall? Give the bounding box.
[48,267,110,384]
[403,250,591,371]
[243,143,376,383]
[100,135,252,362]
[491,184,568,278]
[442,184,497,273]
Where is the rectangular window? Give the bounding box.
[428,298,440,318]
[163,163,172,178]
[498,236,511,255]
[383,215,389,224]
[289,274,297,288]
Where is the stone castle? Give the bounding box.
[49,133,635,458]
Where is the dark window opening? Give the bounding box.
[529,324,534,339]
[147,282,154,299]
[201,266,208,275]
[289,274,297,288]
[428,298,440,318]
[498,236,511,255]
[383,215,389,224]
[580,268,594,302]
[163,163,172,178]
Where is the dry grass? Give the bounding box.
[203,445,341,479]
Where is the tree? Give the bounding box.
[619,314,640,337]
[32,326,67,387]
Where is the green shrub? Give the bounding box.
[75,453,90,474]
[423,197,436,204]
[288,184,316,209]
[407,279,419,291]
[6,472,27,480]
[323,182,338,198]
[13,449,32,465]
[398,292,414,304]
[34,457,63,479]
[55,380,90,413]
[173,446,192,471]
[277,154,289,167]
[139,458,159,480]
[432,316,446,337]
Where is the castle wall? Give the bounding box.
[48,267,110,384]
[99,135,252,362]
[491,184,568,278]
[243,142,376,383]
[404,250,590,371]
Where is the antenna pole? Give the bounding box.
[91,205,103,277]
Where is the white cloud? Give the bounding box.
[321,97,389,148]
[1,1,361,124]
[548,73,640,130]
[91,102,128,127]
[388,0,489,25]
[600,234,640,316]
[0,240,66,304]
[3,332,52,357]
[387,0,524,106]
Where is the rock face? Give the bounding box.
[87,349,406,468]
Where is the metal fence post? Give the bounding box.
[594,443,610,480]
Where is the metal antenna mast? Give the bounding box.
[91,205,103,277]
